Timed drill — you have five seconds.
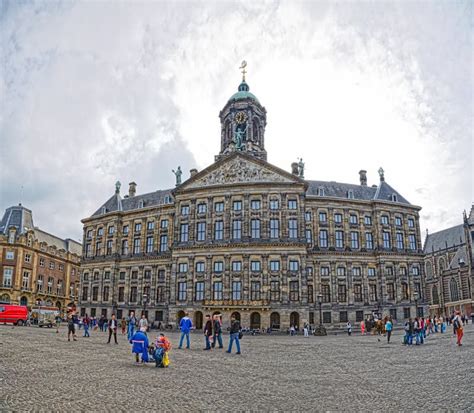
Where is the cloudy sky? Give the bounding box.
[0,0,472,242]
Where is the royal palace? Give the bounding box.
[78,71,427,330]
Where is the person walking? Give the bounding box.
[404,318,414,345]
[346,321,352,336]
[203,315,213,350]
[212,314,223,349]
[107,314,118,344]
[83,314,90,338]
[453,311,464,346]
[127,311,137,341]
[227,315,241,355]
[303,323,309,337]
[178,312,193,349]
[385,318,393,343]
[67,312,77,342]
[139,314,149,332]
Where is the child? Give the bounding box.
[154,333,171,368]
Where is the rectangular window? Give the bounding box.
[368,268,376,277]
[196,222,206,241]
[146,236,154,253]
[288,199,297,210]
[233,201,242,211]
[213,281,223,300]
[369,284,377,301]
[309,312,315,324]
[178,282,187,301]
[396,232,404,249]
[305,211,312,222]
[387,283,395,300]
[215,202,224,212]
[106,240,113,255]
[349,214,358,225]
[91,285,98,301]
[232,220,242,240]
[155,310,163,321]
[147,221,154,231]
[103,286,109,301]
[251,261,261,272]
[22,271,29,289]
[107,225,115,235]
[178,263,188,273]
[352,267,361,277]
[381,215,389,225]
[307,284,314,303]
[270,199,279,210]
[350,232,359,249]
[337,284,347,302]
[408,234,417,250]
[24,254,31,263]
[319,230,328,248]
[134,223,142,232]
[39,257,45,267]
[131,271,138,280]
[195,262,205,272]
[197,203,207,214]
[386,266,394,276]
[158,270,165,280]
[408,218,415,228]
[323,312,332,324]
[160,219,168,229]
[305,229,313,244]
[404,307,411,319]
[335,230,344,248]
[270,281,280,301]
[119,271,125,280]
[334,213,343,224]
[2,268,13,287]
[390,309,397,320]
[288,219,298,239]
[383,231,391,249]
[81,286,88,300]
[251,219,260,239]
[87,229,93,238]
[85,244,92,257]
[97,227,104,236]
[251,200,261,210]
[133,238,140,254]
[232,281,242,300]
[142,270,150,280]
[214,220,224,240]
[289,281,299,301]
[181,205,190,216]
[319,212,327,222]
[354,284,363,302]
[395,217,402,226]
[95,242,102,256]
[104,271,111,280]
[195,282,204,301]
[250,281,261,300]
[214,261,224,273]
[320,266,330,277]
[356,310,364,322]
[412,266,420,276]
[180,224,189,242]
[270,219,279,239]
[269,260,280,272]
[232,261,242,271]
[339,311,348,322]
[123,225,129,234]
[321,284,330,303]
[365,232,374,249]
[289,260,299,272]
[156,286,164,303]
[364,215,372,226]
[159,235,168,252]
[117,287,124,302]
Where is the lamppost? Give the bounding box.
[414,290,419,318]
[314,293,327,336]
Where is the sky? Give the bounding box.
[0,0,472,242]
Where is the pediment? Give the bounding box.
[179,154,302,191]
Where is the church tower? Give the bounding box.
[216,61,267,161]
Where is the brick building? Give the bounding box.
[0,204,81,312]
[79,74,425,329]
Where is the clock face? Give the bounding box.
[235,111,247,124]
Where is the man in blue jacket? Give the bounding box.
[130,327,149,363]
[178,312,193,349]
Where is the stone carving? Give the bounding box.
[172,166,182,186]
[298,158,305,178]
[187,157,293,189]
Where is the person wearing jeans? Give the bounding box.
[212,314,223,349]
[83,315,90,337]
[227,315,241,355]
[127,311,136,341]
[178,313,193,349]
[203,315,213,350]
[385,318,393,343]
[107,314,118,344]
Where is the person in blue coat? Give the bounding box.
[130,327,149,363]
[178,313,193,349]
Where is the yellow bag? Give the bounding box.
[163,352,170,367]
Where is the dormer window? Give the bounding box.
[138,200,144,208]
[164,195,172,204]
[101,206,107,214]
[347,190,354,199]
[318,187,325,196]
[391,193,398,202]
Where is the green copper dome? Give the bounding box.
[228,81,259,103]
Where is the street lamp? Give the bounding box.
[414,290,419,318]
[314,293,327,336]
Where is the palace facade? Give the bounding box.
[423,206,474,317]
[0,204,81,311]
[79,75,425,329]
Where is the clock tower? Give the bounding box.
[216,61,267,161]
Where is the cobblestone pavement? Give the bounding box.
[0,324,473,412]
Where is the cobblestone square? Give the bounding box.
[0,324,473,411]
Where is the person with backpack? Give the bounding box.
[227,315,241,355]
[178,312,193,349]
[453,311,464,346]
[212,314,223,349]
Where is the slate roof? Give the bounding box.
[91,189,173,217]
[306,180,411,205]
[34,228,82,255]
[423,224,465,253]
[449,245,468,269]
[0,205,35,234]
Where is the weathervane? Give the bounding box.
[239,60,247,82]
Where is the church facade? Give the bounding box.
[78,74,425,329]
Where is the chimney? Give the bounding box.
[129,182,137,197]
[291,162,299,175]
[359,170,367,186]
[190,168,198,178]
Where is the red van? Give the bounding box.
[0,304,29,326]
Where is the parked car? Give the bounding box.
[0,304,29,326]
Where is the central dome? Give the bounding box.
[228,81,259,103]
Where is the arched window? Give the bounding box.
[425,261,433,279]
[253,119,259,143]
[290,312,300,328]
[0,294,11,304]
[250,312,261,329]
[438,257,446,272]
[194,311,203,330]
[450,279,459,302]
[20,296,28,306]
[270,312,280,329]
[431,285,439,305]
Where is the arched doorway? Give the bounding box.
[290,312,300,328]
[231,311,241,322]
[250,312,261,329]
[194,311,203,329]
[0,294,10,304]
[176,310,186,324]
[20,296,28,306]
[270,312,280,329]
